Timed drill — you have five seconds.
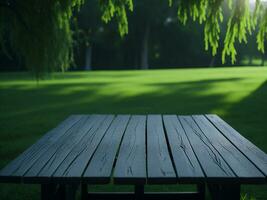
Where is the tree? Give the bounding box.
[1,0,267,75]
[0,0,132,76]
[0,0,83,77]
[124,0,213,69]
[122,0,172,69]
[74,0,102,71]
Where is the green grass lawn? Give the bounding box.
[0,67,267,199]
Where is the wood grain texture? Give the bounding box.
[23,115,106,182]
[163,115,204,183]
[52,115,115,183]
[83,115,130,184]
[114,115,146,184]
[206,114,267,178]
[24,115,109,182]
[192,115,265,183]
[1,113,266,185]
[0,115,84,182]
[179,116,236,181]
[147,115,177,184]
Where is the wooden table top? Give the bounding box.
[0,114,266,184]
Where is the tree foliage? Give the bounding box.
[1,0,267,75]
[174,0,267,64]
[0,0,85,77]
[100,0,133,36]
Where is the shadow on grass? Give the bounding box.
[224,80,267,152]
[0,71,146,82]
[0,77,243,165]
[0,77,242,126]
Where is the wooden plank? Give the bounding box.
[146,115,176,183]
[113,115,146,184]
[83,115,131,183]
[52,115,115,182]
[192,115,265,183]
[24,115,110,182]
[0,115,84,182]
[23,115,103,182]
[163,115,204,183]
[179,116,236,181]
[206,114,267,178]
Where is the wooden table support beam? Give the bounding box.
[41,183,58,200]
[81,184,87,200]
[81,184,205,200]
[135,185,144,200]
[197,184,205,200]
[84,192,202,200]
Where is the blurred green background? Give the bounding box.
[2,0,267,72]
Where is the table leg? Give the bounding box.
[197,184,205,200]
[208,183,240,200]
[56,184,66,200]
[81,184,88,200]
[41,183,78,200]
[135,185,144,200]
[41,183,57,200]
[65,184,79,200]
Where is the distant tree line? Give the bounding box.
[72,0,266,70]
[0,0,267,73]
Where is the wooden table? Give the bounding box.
[0,114,266,200]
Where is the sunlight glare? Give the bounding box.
[250,0,267,4]
[249,0,267,9]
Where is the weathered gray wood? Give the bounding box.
[83,115,130,183]
[52,115,115,182]
[147,115,176,183]
[32,115,111,181]
[24,115,110,182]
[114,115,146,184]
[179,116,236,181]
[1,113,267,187]
[193,115,265,183]
[163,115,204,183]
[206,114,267,177]
[0,115,84,182]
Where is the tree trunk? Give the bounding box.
[261,53,265,66]
[249,55,253,66]
[84,46,92,70]
[140,23,150,69]
[209,57,216,67]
